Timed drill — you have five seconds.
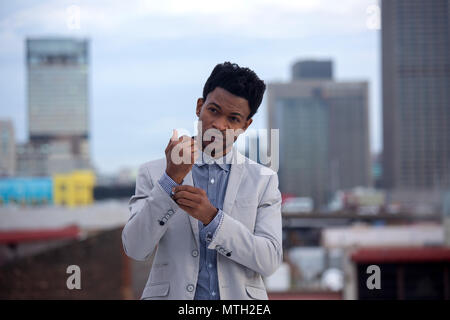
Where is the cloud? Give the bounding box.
[0,0,381,173]
[1,0,378,45]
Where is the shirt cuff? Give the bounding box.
[158,171,182,196]
[200,209,224,243]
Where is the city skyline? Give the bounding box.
[0,0,381,174]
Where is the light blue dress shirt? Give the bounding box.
[158,149,233,300]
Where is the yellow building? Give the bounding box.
[53,170,96,207]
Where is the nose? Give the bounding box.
[211,116,228,132]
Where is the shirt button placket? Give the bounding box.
[208,168,216,205]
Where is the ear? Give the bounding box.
[242,117,253,131]
[196,98,204,117]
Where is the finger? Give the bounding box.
[179,140,199,157]
[180,137,196,147]
[174,135,192,148]
[173,185,203,194]
[173,137,195,150]
[192,149,199,160]
[172,139,197,157]
[173,190,202,202]
[166,129,180,150]
[173,185,201,194]
[168,137,194,155]
[192,138,200,151]
[171,129,178,142]
[177,203,194,214]
[178,134,192,142]
[175,197,198,208]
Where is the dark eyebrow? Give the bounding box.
[208,102,222,110]
[230,112,243,119]
[208,102,243,119]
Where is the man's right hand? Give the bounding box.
[164,129,200,184]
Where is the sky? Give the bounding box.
[0,0,381,174]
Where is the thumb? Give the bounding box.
[171,129,178,142]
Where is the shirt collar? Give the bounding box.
[195,147,233,172]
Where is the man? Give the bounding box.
[122,61,282,300]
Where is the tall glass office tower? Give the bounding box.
[382,0,450,190]
[26,38,90,175]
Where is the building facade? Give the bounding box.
[26,38,91,176]
[0,120,15,177]
[382,0,450,190]
[292,60,333,80]
[267,61,371,209]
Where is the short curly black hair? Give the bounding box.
[202,61,266,120]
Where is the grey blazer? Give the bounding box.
[121,147,283,300]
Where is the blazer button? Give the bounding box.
[167,209,174,215]
[226,251,232,257]
[191,250,199,257]
[159,220,165,226]
[186,284,195,292]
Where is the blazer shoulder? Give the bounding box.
[138,157,166,178]
[240,153,278,179]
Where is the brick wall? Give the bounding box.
[0,227,138,299]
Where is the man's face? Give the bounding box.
[196,87,253,156]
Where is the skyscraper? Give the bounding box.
[292,60,333,80]
[267,60,371,208]
[382,0,450,190]
[0,119,16,176]
[26,38,91,175]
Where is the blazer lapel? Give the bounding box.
[182,147,246,248]
[222,148,245,217]
[182,170,200,248]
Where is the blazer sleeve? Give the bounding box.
[206,172,283,278]
[121,163,179,261]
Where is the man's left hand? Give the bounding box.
[172,185,218,225]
